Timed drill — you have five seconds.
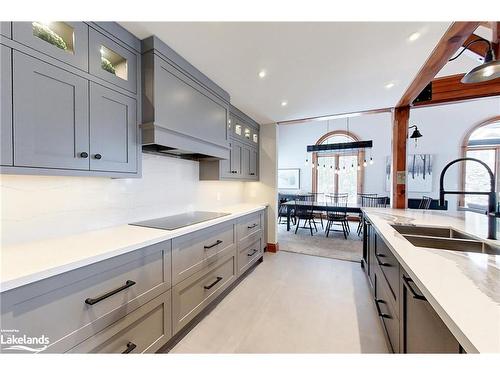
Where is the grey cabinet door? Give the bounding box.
[249,148,258,179]
[13,51,90,170]
[153,57,228,148]
[88,28,137,94]
[89,82,137,173]
[219,140,233,179]
[1,22,11,38]
[241,145,251,178]
[231,141,242,176]
[12,22,89,71]
[401,272,460,353]
[1,45,13,166]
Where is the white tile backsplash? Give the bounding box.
[1,154,246,246]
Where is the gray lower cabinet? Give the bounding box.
[401,271,461,353]
[1,45,13,166]
[172,253,237,334]
[89,83,137,173]
[68,292,172,353]
[12,51,90,170]
[0,240,171,353]
[12,22,89,72]
[362,217,462,353]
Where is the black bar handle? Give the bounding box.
[204,276,223,290]
[204,240,223,249]
[402,276,427,301]
[247,223,258,229]
[85,280,136,305]
[247,249,258,257]
[374,253,391,267]
[122,342,136,354]
[374,298,391,319]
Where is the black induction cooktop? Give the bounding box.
[129,211,230,231]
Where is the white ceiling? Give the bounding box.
[121,22,454,124]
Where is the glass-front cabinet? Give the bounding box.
[12,22,89,71]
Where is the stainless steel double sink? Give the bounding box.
[391,224,500,255]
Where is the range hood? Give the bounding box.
[140,36,231,161]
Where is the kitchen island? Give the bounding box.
[362,208,500,353]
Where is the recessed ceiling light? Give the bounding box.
[385,82,395,89]
[258,70,266,79]
[408,32,421,42]
[281,101,288,107]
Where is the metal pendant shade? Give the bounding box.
[461,58,500,84]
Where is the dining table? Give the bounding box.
[281,200,362,231]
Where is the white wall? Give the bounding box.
[278,112,392,196]
[408,97,500,210]
[0,154,247,246]
[278,97,500,211]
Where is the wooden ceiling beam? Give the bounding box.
[397,22,481,108]
[413,73,500,107]
[462,33,490,59]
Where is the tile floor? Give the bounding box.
[170,251,388,353]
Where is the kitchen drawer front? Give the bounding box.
[375,232,399,313]
[238,237,262,276]
[0,241,171,353]
[172,254,236,334]
[89,28,137,94]
[68,291,171,353]
[237,211,262,242]
[375,272,400,353]
[172,221,236,285]
[12,22,89,71]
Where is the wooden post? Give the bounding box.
[391,106,410,209]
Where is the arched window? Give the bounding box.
[461,116,500,210]
[312,130,364,203]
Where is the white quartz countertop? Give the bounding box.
[0,203,267,293]
[362,208,500,353]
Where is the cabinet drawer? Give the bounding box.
[375,272,400,353]
[238,212,262,242]
[12,22,88,71]
[0,241,171,353]
[238,237,262,276]
[375,232,399,312]
[172,254,236,334]
[172,221,235,285]
[68,291,171,353]
[89,28,137,93]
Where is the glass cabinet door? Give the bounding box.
[12,22,89,71]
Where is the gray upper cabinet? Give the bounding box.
[231,141,243,176]
[89,83,137,173]
[141,36,230,160]
[89,28,137,94]
[1,46,13,166]
[13,51,90,170]
[249,147,258,178]
[1,22,11,38]
[12,22,89,72]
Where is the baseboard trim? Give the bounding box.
[266,242,279,253]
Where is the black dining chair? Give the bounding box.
[325,193,349,239]
[278,198,289,224]
[356,193,378,235]
[418,196,433,210]
[294,194,316,236]
[308,192,325,229]
[357,196,389,235]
